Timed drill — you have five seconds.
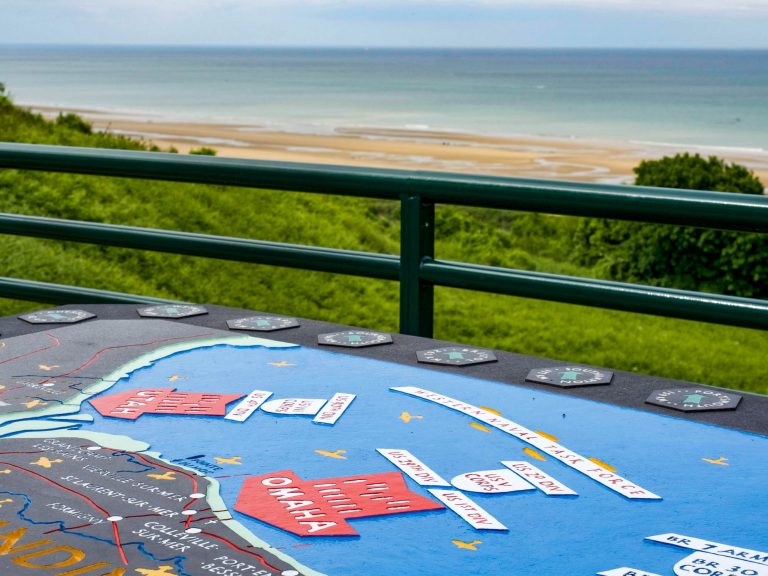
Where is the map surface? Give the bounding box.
[0,319,765,576]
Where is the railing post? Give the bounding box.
[400,193,435,337]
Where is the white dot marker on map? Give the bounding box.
[190,493,205,499]
[185,528,202,534]
[107,516,123,522]
[182,510,197,515]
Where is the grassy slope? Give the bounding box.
[1,98,766,394]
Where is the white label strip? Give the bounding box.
[675,552,768,576]
[427,489,508,531]
[502,461,577,496]
[391,386,660,500]
[597,568,662,576]
[451,468,534,494]
[261,398,327,416]
[224,390,273,422]
[313,392,356,425]
[646,533,768,567]
[376,448,450,486]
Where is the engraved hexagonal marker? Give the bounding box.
[416,347,497,367]
[227,316,300,332]
[318,330,393,348]
[137,304,208,319]
[526,366,613,388]
[19,309,96,324]
[645,387,742,412]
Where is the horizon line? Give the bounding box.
[1,43,767,51]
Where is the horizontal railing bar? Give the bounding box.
[1,143,768,232]
[0,142,404,200]
[0,213,400,281]
[421,260,768,331]
[6,260,768,331]
[0,277,179,305]
[415,174,768,233]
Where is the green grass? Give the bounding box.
[435,289,768,390]
[1,95,766,394]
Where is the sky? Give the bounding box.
[1,0,768,49]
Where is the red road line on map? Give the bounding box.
[0,461,128,565]
[0,386,27,399]
[0,451,43,455]
[39,333,214,384]
[186,507,215,524]
[214,473,256,479]
[202,531,283,573]
[44,522,93,534]
[111,522,128,565]
[128,451,200,528]
[92,447,202,529]
[0,333,61,366]
[189,516,217,523]
[130,452,199,494]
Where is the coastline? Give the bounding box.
[15,429,325,576]
[4,336,322,574]
[0,334,295,429]
[27,104,768,186]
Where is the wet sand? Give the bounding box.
[28,105,768,186]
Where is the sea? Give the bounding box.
[0,46,767,151]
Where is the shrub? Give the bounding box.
[189,147,217,156]
[55,113,93,134]
[575,153,766,297]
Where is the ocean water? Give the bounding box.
[0,46,767,150]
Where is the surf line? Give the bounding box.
[390,386,661,500]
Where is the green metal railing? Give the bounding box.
[1,142,767,337]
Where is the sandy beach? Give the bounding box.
[29,105,768,187]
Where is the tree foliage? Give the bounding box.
[575,153,767,298]
[55,112,93,134]
[189,146,217,156]
[634,153,763,195]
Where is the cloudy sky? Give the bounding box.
[2,0,768,48]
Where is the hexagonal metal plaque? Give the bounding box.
[526,366,613,388]
[318,330,393,348]
[416,347,497,367]
[137,304,208,319]
[19,309,96,324]
[227,316,300,332]
[645,387,742,412]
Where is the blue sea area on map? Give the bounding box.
[69,343,767,576]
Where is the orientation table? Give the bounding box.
[0,303,765,576]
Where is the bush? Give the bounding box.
[634,153,763,195]
[189,147,217,156]
[575,153,767,297]
[55,113,93,134]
